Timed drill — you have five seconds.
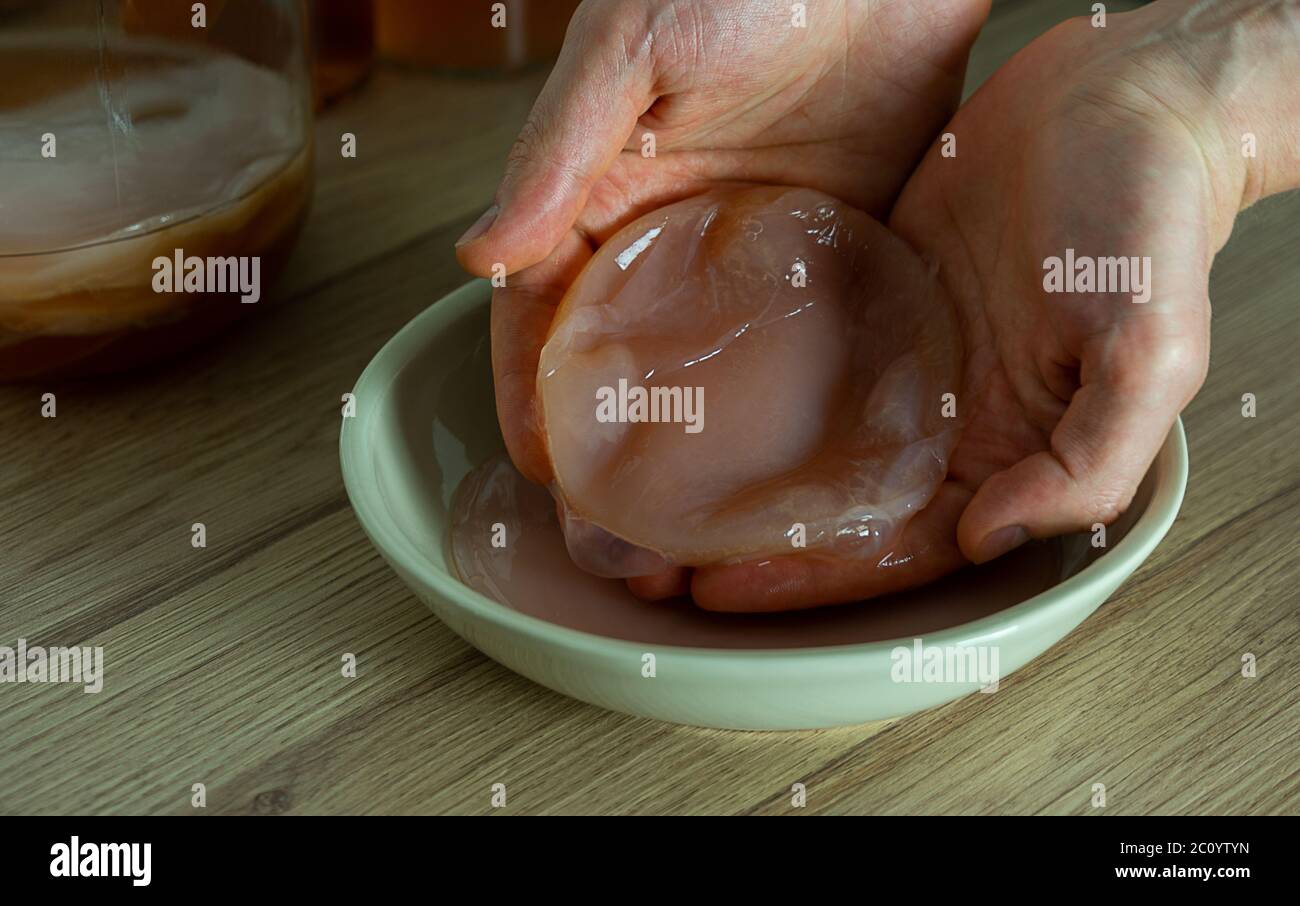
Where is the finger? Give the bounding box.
[958,312,1207,563]
[627,568,691,601]
[456,5,657,276]
[490,229,592,484]
[691,483,972,612]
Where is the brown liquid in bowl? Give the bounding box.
[449,453,1107,648]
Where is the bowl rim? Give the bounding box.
[340,279,1189,664]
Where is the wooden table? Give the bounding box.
[2,0,1295,815]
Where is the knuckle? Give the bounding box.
[1082,487,1131,526]
[573,0,654,66]
[1136,331,1208,403]
[1108,322,1208,405]
[1156,334,1209,401]
[502,120,594,197]
[504,117,546,173]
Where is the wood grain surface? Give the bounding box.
[1,0,1295,815]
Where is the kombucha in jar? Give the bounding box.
[0,0,315,381]
[374,0,580,71]
[311,0,375,107]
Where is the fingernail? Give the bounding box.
[975,525,1029,564]
[455,204,498,247]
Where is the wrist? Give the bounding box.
[1154,0,1300,211]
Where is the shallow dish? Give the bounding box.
[340,280,1188,730]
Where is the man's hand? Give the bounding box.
[693,0,1299,610]
[457,0,991,486]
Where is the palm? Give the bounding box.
[890,15,1216,550]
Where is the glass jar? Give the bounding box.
[374,0,579,72]
[311,0,374,107]
[0,0,315,380]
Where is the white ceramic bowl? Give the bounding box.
[340,280,1188,730]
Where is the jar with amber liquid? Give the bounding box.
[0,0,315,380]
[375,0,580,71]
[311,0,374,107]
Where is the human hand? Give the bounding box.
[692,0,1297,610]
[456,0,991,487]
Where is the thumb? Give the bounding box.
[958,314,1207,564]
[456,8,656,276]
